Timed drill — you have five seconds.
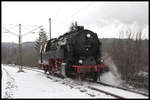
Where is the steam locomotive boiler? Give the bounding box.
[39,23,107,81]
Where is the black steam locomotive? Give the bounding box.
[39,23,107,81]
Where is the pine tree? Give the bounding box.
[34,28,48,61]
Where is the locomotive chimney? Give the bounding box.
[75,21,77,26]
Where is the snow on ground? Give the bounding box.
[2,64,90,98]
[1,64,114,98]
[2,64,148,99]
[91,83,148,99]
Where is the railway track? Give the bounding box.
[87,82,148,99]
[46,75,121,98]
[4,65,149,98]
[88,86,126,99]
[96,81,149,97]
[45,74,148,98]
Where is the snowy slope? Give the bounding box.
[2,65,90,98]
[1,64,113,98]
[2,64,148,99]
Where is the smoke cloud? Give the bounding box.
[99,53,123,86]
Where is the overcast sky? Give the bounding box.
[2,1,148,43]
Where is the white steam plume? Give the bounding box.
[99,53,123,86]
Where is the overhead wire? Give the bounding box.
[21,25,42,32]
[21,25,32,32]
[2,27,19,37]
[54,2,93,37]
[7,24,18,30]
[54,6,63,24]
[22,25,43,37]
[64,2,93,23]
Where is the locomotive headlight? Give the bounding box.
[86,33,91,38]
[78,59,83,64]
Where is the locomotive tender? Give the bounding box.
[39,23,107,81]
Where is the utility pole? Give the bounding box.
[18,24,24,72]
[49,18,51,41]
[2,24,42,72]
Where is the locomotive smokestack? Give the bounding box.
[75,21,77,26]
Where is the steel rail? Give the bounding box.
[96,82,149,97]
